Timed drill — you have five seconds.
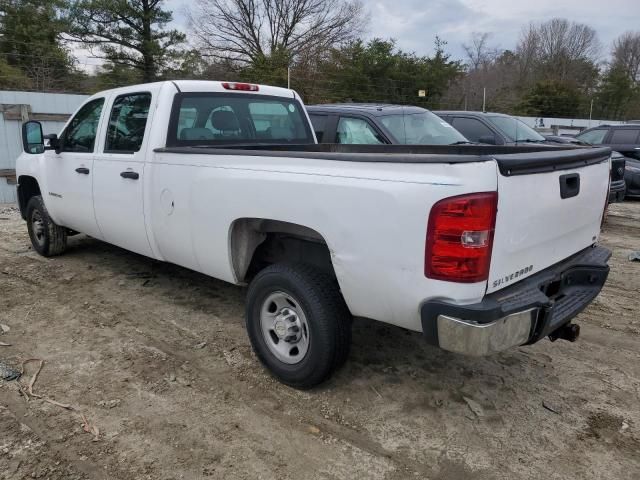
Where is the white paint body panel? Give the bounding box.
[15,80,609,333]
[487,160,609,293]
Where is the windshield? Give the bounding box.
[486,116,545,142]
[380,111,469,145]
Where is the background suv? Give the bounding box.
[433,111,549,145]
[575,125,640,199]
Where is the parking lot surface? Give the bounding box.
[1,202,639,480]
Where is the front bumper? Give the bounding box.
[421,245,611,356]
[609,179,626,203]
[624,168,640,198]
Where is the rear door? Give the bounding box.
[487,148,610,293]
[92,91,155,257]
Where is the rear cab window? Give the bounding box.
[167,93,314,146]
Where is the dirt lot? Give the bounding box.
[0,201,639,480]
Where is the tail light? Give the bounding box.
[425,192,498,283]
[222,82,259,91]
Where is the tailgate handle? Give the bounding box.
[559,173,580,199]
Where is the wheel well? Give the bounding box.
[17,176,41,220]
[230,218,335,283]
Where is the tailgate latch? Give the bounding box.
[559,173,580,199]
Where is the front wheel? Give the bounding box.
[245,263,352,389]
[26,195,67,257]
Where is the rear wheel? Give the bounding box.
[26,195,67,257]
[246,263,352,389]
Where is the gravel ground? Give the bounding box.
[0,201,639,480]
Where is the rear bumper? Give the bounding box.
[421,245,611,356]
[609,179,626,203]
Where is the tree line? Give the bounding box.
[0,0,638,120]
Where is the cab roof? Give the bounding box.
[433,110,511,117]
[92,80,297,99]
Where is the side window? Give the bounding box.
[309,114,328,142]
[609,128,640,144]
[576,128,608,145]
[336,117,385,144]
[451,117,495,143]
[62,98,105,153]
[105,93,152,153]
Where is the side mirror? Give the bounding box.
[478,135,497,145]
[22,121,44,154]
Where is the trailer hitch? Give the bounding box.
[548,323,580,343]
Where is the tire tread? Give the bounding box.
[246,262,352,389]
[26,195,67,257]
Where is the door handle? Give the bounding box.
[75,167,90,174]
[120,171,139,180]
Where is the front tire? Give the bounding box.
[26,195,67,257]
[246,263,352,389]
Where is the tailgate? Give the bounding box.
[487,147,610,294]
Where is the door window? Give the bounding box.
[576,128,608,145]
[336,117,385,144]
[309,114,328,142]
[105,93,152,153]
[62,98,105,152]
[451,117,495,143]
[609,128,640,144]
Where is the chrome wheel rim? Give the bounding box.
[259,291,310,364]
[31,210,46,247]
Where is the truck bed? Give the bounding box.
[156,143,611,174]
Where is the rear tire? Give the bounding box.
[246,263,352,389]
[26,195,67,257]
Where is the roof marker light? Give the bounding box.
[222,82,259,92]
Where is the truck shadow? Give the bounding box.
[61,234,560,407]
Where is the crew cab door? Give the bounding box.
[92,91,154,257]
[43,97,105,238]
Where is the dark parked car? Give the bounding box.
[575,124,640,199]
[435,111,625,202]
[306,104,470,145]
[433,111,550,145]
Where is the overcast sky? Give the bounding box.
[164,0,640,63]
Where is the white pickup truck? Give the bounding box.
[16,80,611,388]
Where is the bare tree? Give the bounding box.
[611,31,640,82]
[462,32,499,71]
[188,0,367,64]
[516,18,601,83]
